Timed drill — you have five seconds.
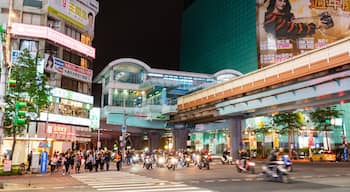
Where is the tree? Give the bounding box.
[4,49,50,160]
[253,121,274,158]
[272,112,304,157]
[310,106,342,151]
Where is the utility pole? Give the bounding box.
[121,95,127,161]
[0,0,14,159]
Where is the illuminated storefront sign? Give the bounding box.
[39,112,91,126]
[45,55,93,82]
[90,107,100,129]
[256,0,350,67]
[51,87,93,104]
[10,23,95,58]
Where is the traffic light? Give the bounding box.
[14,101,27,125]
[8,79,16,87]
[325,119,330,124]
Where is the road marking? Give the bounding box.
[72,171,212,192]
[231,179,240,182]
[204,180,215,183]
[218,179,228,182]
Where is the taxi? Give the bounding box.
[309,150,336,162]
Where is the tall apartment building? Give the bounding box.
[0,0,98,164]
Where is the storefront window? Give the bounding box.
[48,97,89,118]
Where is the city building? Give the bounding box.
[178,0,350,158]
[93,58,242,151]
[0,0,98,164]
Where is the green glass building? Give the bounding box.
[180,0,258,74]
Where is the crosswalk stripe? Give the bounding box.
[72,172,213,192]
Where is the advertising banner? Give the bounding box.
[257,0,350,68]
[48,0,99,39]
[89,107,100,129]
[45,54,93,82]
[40,152,48,173]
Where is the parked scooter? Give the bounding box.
[235,158,255,174]
[261,161,290,183]
[167,156,178,171]
[281,155,293,172]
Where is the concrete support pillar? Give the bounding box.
[229,117,242,159]
[173,129,189,151]
[149,132,161,151]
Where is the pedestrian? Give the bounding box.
[74,152,82,173]
[95,152,100,172]
[86,153,93,172]
[50,153,58,175]
[104,151,111,171]
[63,154,70,175]
[114,150,122,171]
[27,151,32,171]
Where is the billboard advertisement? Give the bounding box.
[44,54,93,82]
[48,0,99,40]
[257,0,350,67]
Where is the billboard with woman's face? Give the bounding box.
[257,0,350,68]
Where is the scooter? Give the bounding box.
[156,156,166,168]
[281,155,293,172]
[221,156,233,165]
[167,156,178,171]
[143,155,153,170]
[235,158,255,174]
[262,161,290,183]
[196,155,210,170]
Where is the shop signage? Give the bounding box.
[51,87,93,104]
[47,123,76,136]
[90,107,100,129]
[10,23,95,58]
[4,160,11,172]
[39,112,91,126]
[45,55,93,82]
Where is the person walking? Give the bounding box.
[104,151,111,171]
[74,152,82,173]
[27,151,32,172]
[114,150,122,171]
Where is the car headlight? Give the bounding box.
[248,162,255,166]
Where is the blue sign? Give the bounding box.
[344,147,348,161]
[40,152,48,173]
[122,126,127,132]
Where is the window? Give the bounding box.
[19,40,38,52]
[47,17,61,30]
[81,33,92,46]
[63,50,81,65]
[61,76,78,92]
[65,25,81,41]
[44,43,59,56]
[23,0,43,8]
[22,13,41,25]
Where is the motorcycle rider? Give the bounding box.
[239,149,249,169]
[223,149,229,162]
[268,148,280,177]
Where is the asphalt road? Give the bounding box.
[1,161,350,192]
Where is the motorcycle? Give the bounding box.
[281,155,293,172]
[221,156,233,165]
[184,156,192,167]
[143,155,153,170]
[132,154,140,164]
[167,156,178,171]
[235,158,255,174]
[262,161,290,183]
[196,155,210,170]
[156,156,166,168]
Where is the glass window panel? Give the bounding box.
[32,14,41,25]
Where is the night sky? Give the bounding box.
[93,0,184,77]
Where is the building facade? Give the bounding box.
[180,0,258,74]
[93,58,242,151]
[0,0,98,165]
